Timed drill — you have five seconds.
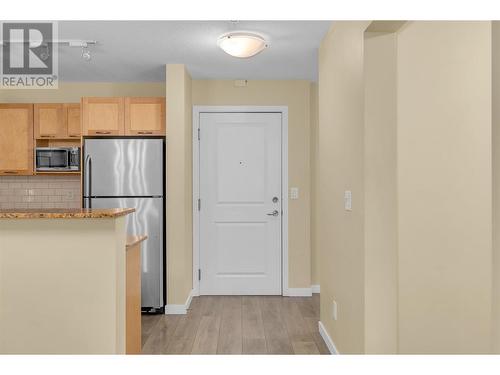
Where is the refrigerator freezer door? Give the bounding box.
[90,197,164,309]
[83,138,164,197]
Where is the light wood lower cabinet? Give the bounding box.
[126,236,145,354]
[0,104,34,176]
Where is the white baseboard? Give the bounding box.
[284,285,320,297]
[285,287,313,297]
[318,321,339,354]
[164,288,195,315]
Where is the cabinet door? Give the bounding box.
[34,104,65,138]
[82,97,124,136]
[0,104,34,175]
[125,97,165,136]
[65,104,81,138]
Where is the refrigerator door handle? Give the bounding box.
[84,154,92,208]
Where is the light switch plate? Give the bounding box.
[332,300,338,321]
[290,187,299,200]
[344,190,352,211]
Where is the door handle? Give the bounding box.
[267,210,280,217]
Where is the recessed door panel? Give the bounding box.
[214,222,268,275]
[216,125,266,203]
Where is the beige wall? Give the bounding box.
[310,82,320,286]
[397,21,492,354]
[493,21,500,354]
[192,79,312,289]
[317,21,370,354]
[317,20,492,354]
[0,82,165,103]
[166,65,193,305]
[0,217,127,354]
[363,31,398,354]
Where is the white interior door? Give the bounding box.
[199,112,282,295]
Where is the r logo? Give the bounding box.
[2,23,53,75]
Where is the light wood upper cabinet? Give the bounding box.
[34,104,65,138]
[0,104,34,176]
[65,104,81,138]
[125,97,166,136]
[82,97,124,136]
[34,103,81,139]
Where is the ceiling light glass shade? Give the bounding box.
[217,32,268,58]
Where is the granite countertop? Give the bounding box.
[126,235,148,248]
[0,208,135,219]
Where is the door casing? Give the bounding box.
[192,106,289,296]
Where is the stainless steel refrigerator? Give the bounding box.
[83,137,165,312]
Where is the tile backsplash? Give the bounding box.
[0,175,81,209]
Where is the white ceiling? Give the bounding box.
[57,21,331,82]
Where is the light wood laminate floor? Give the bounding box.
[141,294,329,354]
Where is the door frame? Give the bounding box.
[192,106,289,296]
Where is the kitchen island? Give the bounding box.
[0,208,134,354]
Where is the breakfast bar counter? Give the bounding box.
[0,208,134,219]
[0,208,135,354]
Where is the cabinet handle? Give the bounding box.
[41,135,55,138]
[68,134,80,137]
[3,171,18,174]
[95,131,111,134]
[138,131,153,135]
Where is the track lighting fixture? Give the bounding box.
[81,45,91,61]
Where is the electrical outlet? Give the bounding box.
[290,187,299,200]
[67,190,74,200]
[332,300,338,321]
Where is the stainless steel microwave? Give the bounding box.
[35,147,80,172]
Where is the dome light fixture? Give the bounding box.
[217,32,268,58]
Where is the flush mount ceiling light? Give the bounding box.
[217,32,268,58]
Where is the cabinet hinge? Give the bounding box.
[197,128,200,141]
[198,198,201,211]
[198,269,201,281]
